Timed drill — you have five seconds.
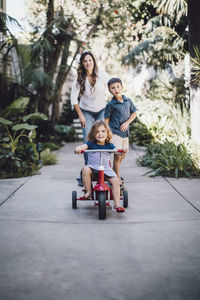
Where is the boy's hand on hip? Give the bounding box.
[120,122,129,132]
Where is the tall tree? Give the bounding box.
[188,0,200,144]
[27,0,134,121]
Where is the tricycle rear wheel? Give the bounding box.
[123,189,128,208]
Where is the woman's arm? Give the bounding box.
[70,79,86,128]
[74,104,86,128]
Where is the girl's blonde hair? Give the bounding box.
[87,120,112,143]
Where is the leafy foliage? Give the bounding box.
[41,148,57,165]
[191,46,200,85]
[59,94,77,125]
[129,118,154,146]
[134,93,191,146]
[0,97,47,178]
[123,0,188,68]
[138,141,200,178]
[0,141,40,179]
[41,141,61,151]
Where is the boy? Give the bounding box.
[104,78,137,184]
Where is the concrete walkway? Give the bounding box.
[0,142,200,300]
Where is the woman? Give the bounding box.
[70,51,109,164]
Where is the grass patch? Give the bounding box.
[41,149,58,165]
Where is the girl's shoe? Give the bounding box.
[116,206,125,213]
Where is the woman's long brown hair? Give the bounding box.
[87,120,112,143]
[77,52,98,96]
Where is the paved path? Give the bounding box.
[0,142,200,300]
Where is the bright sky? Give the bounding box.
[6,0,26,24]
[6,0,30,36]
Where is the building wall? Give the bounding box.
[0,0,6,13]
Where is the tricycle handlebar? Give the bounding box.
[80,149,124,153]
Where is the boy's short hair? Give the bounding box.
[107,78,122,88]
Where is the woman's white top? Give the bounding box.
[70,70,109,113]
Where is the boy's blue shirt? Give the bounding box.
[104,95,137,138]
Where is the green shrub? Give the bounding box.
[134,97,190,145]
[41,148,57,165]
[59,96,77,125]
[0,97,48,178]
[129,117,154,146]
[138,140,200,178]
[0,141,40,179]
[42,141,61,151]
[54,125,77,142]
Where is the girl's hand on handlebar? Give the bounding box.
[74,144,88,154]
[74,146,82,154]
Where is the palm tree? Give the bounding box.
[188,0,200,144]
[0,12,22,109]
[123,0,188,68]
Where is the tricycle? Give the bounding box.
[72,149,128,220]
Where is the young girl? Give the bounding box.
[74,120,125,213]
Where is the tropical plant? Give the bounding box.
[0,97,48,178]
[0,12,23,110]
[129,118,154,146]
[157,0,187,21]
[123,0,188,69]
[191,46,200,85]
[134,94,191,145]
[188,0,200,145]
[138,140,200,178]
[41,141,61,151]
[59,94,77,126]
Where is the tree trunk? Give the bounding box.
[51,89,62,121]
[188,0,200,144]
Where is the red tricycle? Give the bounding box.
[72,149,128,220]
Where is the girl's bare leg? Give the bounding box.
[82,166,92,198]
[107,177,121,208]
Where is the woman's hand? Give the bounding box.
[79,115,86,128]
[74,104,86,128]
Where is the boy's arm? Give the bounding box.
[120,111,137,132]
[105,118,110,126]
[74,144,88,154]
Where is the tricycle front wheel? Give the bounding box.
[97,191,106,220]
[72,191,77,209]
